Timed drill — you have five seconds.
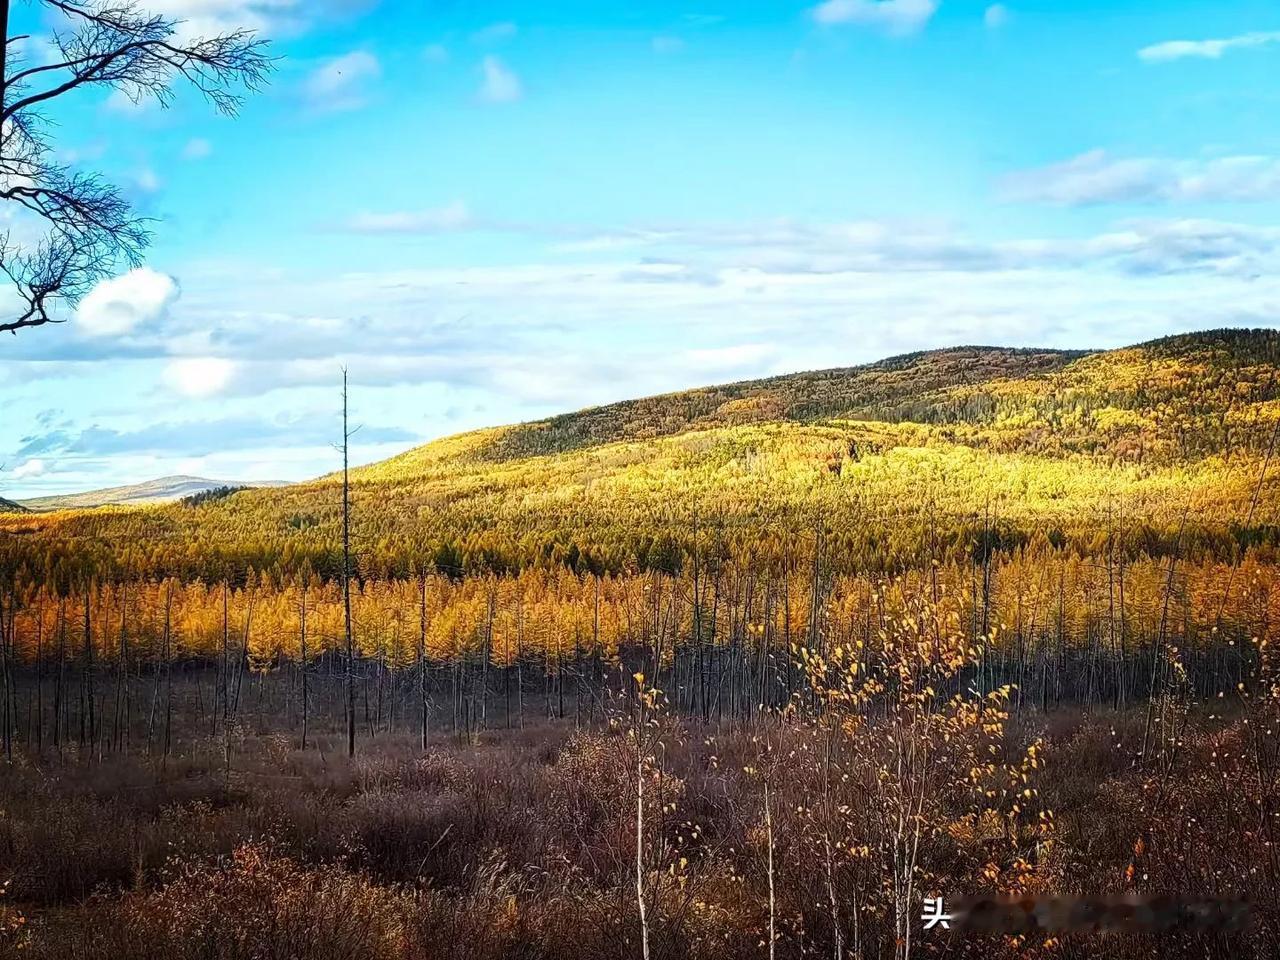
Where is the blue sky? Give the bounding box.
[3,0,1280,495]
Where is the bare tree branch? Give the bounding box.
[0,0,273,335]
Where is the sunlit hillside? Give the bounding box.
[3,329,1278,580]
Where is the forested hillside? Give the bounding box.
[2,329,1277,581]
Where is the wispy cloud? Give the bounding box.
[479,55,522,103]
[1139,30,1280,63]
[15,415,417,461]
[142,0,379,40]
[1000,150,1280,205]
[136,168,161,193]
[811,0,938,36]
[984,4,1009,30]
[182,138,213,160]
[344,201,473,234]
[471,21,518,45]
[104,86,158,114]
[652,36,687,54]
[302,50,380,112]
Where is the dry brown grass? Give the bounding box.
[0,711,1270,960]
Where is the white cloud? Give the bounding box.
[811,0,938,35]
[183,138,213,159]
[11,458,46,480]
[984,4,1009,29]
[424,43,450,63]
[479,56,522,103]
[136,168,161,193]
[1139,30,1280,63]
[104,86,157,114]
[683,343,775,371]
[472,21,518,44]
[303,50,380,112]
[1000,150,1280,205]
[162,357,237,397]
[99,220,1280,409]
[652,36,687,53]
[345,201,473,233]
[140,0,296,37]
[9,35,61,73]
[136,0,378,40]
[76,268,180,337]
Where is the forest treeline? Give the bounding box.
[0,545,1274,747]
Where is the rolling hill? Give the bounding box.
[17,476,287,512]
[2,328,1278,580]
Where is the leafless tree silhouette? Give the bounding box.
[0,1,273,335]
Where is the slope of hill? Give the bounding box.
[2,329,1278,579]
[18,476,286,512]
[0,496,27,514]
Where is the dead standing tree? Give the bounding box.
[0,0,271,335]
[341,369,358,758]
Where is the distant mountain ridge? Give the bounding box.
[17,475,287,512]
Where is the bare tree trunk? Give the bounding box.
[53,598,66,754]
[0,588,11,762]
[33,598,43,753]
[419,572,429,749]
[83,590,95,751]
[764,778,777,960]
[342,369,356,759]
[821,720,844,959]
[163,588,173,762]
[300,576,309,750]
[220,581,229,726]
[635,713,650,960]
[114,583,129,753]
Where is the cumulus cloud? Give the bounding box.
[811,0,938,35]
[1139,31,1280,63]
[303,50,380,112]
[11,458,46,480]
[1000,150,1280,205]
[76,268,180,337]
[344,201,473,234]
[162,357,238,397]
[479,56,522,103]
